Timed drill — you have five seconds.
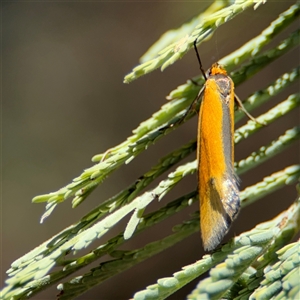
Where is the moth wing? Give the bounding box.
[200,176,239,251]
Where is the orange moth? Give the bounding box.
[193,42,257,251]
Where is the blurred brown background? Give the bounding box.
[2,1,299,299]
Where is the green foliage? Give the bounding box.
[2,1,300,299]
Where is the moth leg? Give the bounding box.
[234,94,265,125]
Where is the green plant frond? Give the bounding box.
[6,62,297,300]
[229,29,299,86]
[132,193,300,300]
[25,215,201,300]
[123,0,270,83]
[124,88,300,237]
[234,66,300,123]
[3,191,199,300]
[72,88,299,242]
[137,29,299,138]
[32,27,299,222]
[165,29,299,129]
[236,127,300,175]
[220,2,300,70]
[3,162,298,300]
[123,160,197,240]
[2,2,300,299]
[235,94,300,143]
[235,240,300,300]
[167,2,300,102]
[32,167,300,299]
[232,190,300,300]
[192,195,300,300]
[140,0,234,63]
[240,165,300,208]
[4,158,200,298]
[249,241,300,300]
[4,122,296,297]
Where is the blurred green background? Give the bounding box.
[2,1,299,299]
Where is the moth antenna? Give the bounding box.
[193,39,207,81]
